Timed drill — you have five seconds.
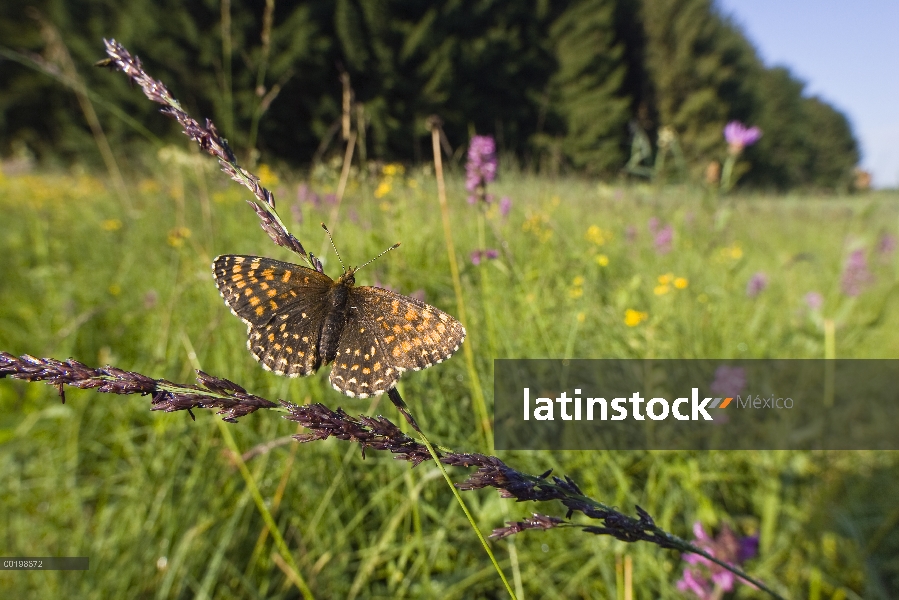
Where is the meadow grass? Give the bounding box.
[1,161,898,598]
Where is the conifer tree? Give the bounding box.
[543,0,630,173]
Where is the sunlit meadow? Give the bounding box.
[2,154,899,597]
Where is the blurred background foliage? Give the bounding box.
[0,0,859,190]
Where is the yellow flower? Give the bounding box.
[718,244,743,261]
[596,254,609,267]
[102,219,123,232]
[572,276,585,286]
[108,284,121,296]
[654,285,670,295]
[374,181,391,198]
[658,273,673,285]
[577,312,586,323]
[569,287,583,299]
[256,163,280,187]
[674,277,688,289]
[167,227,191,247]
[624,309,648,327]
[382,163,404,176]
[585,225,611,246]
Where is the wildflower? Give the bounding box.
[723,121,762,154]
[658,273,673,285]
[654,285,670,295]
[596,254,609,267]
[746,272,768,298]
[374,181,391,198]
[877,233,896,260]
[102,219,122,232]
[654,224,673,255]
[709,366,746,398]
[256,163,280,186]
[677,522,758,599]
[470,249,499,266]
[465,135,497,204]
[297,183,321,207]
[499,196,512,218]
[108,284,121,296]
[585,225,611,246]
[674,277,688,289]
[804,291,823,310]
[624,309,647,327]
[841,249,873,296]
[382,163,403,176]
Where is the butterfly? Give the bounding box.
[212,254,465,398]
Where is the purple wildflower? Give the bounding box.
[724,121,762,153]
[877,233,897,260]
[296,183,321,207]
[654,224,673,255]
[465,135,497,204]
[647,216,660,235]
[804,291,823,311]
[470,249,499,265]
[746,272,768,298]
[677,522,759,599]
[841,249,873,296]
[709,366,746,398]
[499,196,512,218]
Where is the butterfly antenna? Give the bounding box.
[321,223,347,271]
[356,242,401,272]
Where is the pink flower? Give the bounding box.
[677,522,759,599]
[470,249,499,265]
[724,121,762,153]
[654,224,673,255]
[465,136,497,204]
[841,249,873,296]
[746,272,768,298]
[804,291,823,310]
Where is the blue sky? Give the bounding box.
[715,0,899,188]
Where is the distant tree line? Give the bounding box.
[0,0,859,190]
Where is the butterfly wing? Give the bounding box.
[328,286,466,397]
[213,255,332,377]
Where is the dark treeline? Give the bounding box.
[0,0,858,190]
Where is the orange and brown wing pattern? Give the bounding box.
[212,255,331,377]
[328,286,465,397]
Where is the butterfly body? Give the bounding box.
[213,255,465,398]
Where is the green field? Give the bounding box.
[2,161,898,598]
